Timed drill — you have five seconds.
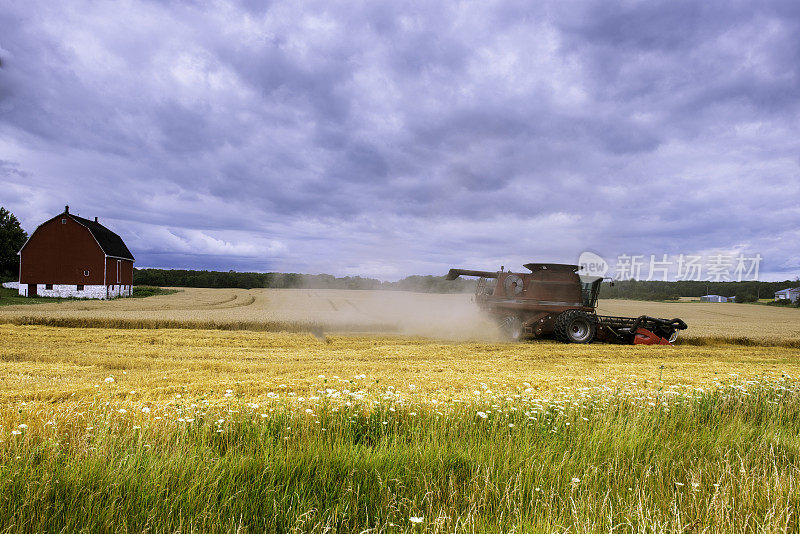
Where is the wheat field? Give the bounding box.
[1,290,799,532]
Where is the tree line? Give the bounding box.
[599,279,800,303]
[0,207,27,280]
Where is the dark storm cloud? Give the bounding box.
[0,0,798,279]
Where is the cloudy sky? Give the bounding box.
[1,0,798,281]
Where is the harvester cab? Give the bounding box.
[579,275,603,308]
[446,262,687,344]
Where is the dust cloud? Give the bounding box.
[265,289,502,341]
[0,286,503,341]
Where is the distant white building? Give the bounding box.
[774,287,800,303]
[701,294,730,303]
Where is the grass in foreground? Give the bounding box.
[0,380,797,533]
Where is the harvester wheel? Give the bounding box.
[555,310,596,344]
[499,315,523,341]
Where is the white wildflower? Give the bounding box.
[409,516,423,524]
[104,377,114,384]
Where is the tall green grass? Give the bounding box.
[1,383,798,532]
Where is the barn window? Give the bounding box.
[61,219,66,224]
[76,285,84,291]
[84,270,89,276]
[45,284,53,290]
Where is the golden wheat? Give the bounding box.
[2,324,798,408]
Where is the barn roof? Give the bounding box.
[70,214,135,261]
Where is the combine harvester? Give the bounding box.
[446,263,687,344]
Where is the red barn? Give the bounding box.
[18,206,135,299]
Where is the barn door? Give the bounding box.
[117,260,121,284]
[28,284,37,296]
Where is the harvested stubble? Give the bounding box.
[2,288,799,344]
